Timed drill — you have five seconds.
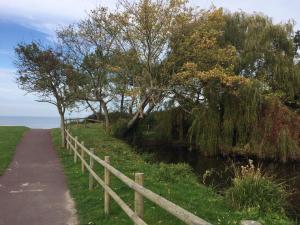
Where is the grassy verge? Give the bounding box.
[52,124,295,225]
[0,126,28,175]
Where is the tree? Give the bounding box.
[223,11,300,110]
[57,7,118,130]
[163,8,299,159]
[15,42,77,146]
[167,8,238,110]
[165,8,261,155]
[110,48,142,114]
[112,0,189,133]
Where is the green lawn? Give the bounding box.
[51,124,295,225]
[0,126,28,175]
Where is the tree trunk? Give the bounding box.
[96,111,101,120]
[127,109,141,131]
[128,96,135,115]
[126,97,149,132]
[96,102,102,120]
[86,100,102,120]
[100,100,110,131]
[59,113,66,147]
[120,93,124,113]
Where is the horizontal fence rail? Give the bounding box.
[65,118,103,129]
[64,127,212,225]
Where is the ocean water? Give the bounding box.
[0,116,60,129]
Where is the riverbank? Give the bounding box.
[133,139,300,221]
[0,126,28,175]
[52,124,295,225]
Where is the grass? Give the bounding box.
[51,124,295,225]
[0,126,28,175]
[226,160,289,214]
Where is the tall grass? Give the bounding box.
[226,160,289,214]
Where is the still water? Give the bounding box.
[0,116,60,129]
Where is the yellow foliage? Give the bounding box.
[174,63,249,89]
[125,87,141,97]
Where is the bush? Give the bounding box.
[226,160,289,214]
[111,118,128,137]
[155,163,194,183]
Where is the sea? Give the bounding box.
[0,116,60,129]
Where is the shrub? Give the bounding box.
[111,118,128,137]
[140,152,156,163]
[155,163,194,183]
[226,160,289,214]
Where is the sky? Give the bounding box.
[1,0,300,117]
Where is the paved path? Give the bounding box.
[0,129,77,225]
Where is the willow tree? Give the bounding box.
[164,8,264,155]
[223,11,300,110]
[113,0,189,132]
[165,8,299,160]
[168,8,238,109]
[15,42,77,146]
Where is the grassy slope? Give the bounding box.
[0,126,28,175]
[52,124,294,225]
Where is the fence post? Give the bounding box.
[74,136,78,163]
[81,141,85,173]
[104,156,110,215]
[66,132,69,150]
[89,148,95,190]
[69,132,72,155]
[134,173,144,222]
[84,119,87,128]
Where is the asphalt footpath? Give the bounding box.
[0,129,77,225]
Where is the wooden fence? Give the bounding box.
[65,118,103,129]
[65,128,212,225]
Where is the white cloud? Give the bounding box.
[191,0,300,29]
[0,0,117,36]
[1,0,300,37]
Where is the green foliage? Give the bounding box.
[164,8,300,160]
[111,118,128,137]
[155,163,193,183]
[15,42,78,110]
[189,106,220,155]
[224,11,300,105]
[148,108,189,141]
[189,79,263,156]
[278,128,299,163]
[226,160,289,214]
[228,177,287,213]
[0,126,28,175]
